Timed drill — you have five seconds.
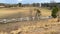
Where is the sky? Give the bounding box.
[0,0,60,4]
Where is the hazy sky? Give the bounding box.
[0,0,60,4]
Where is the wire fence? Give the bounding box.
[0,16,52,23]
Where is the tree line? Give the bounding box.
[0,3,40,8]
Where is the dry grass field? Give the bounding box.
[0,7,51,18]
[0,7,59,34]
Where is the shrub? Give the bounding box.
[51,6,58,18]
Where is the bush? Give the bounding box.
[51,6,58,18]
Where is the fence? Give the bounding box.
[0,16,52,23]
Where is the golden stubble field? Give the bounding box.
[0,7,51,18]
[0,7,59,34]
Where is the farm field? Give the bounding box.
[0,7,59,34]
[0,7,51,18]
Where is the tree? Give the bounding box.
[49,0,57,9]
[18,3,22,7]
[51,6,58,18]
[36,3,40,7]
[32,3,40,7]
[32,3,36,7]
